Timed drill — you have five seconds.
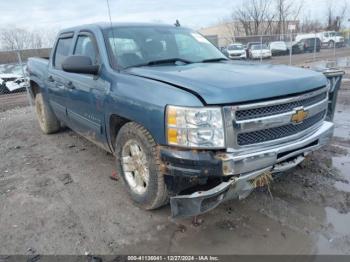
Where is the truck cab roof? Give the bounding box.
[58,22,178,35]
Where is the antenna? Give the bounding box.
[106,0,118,67]
[106,0,113,28]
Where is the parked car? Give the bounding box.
[220,47,228,57]
[299,37,321,53]
[286,41,304,54]
[27,23,338,218]
[0,73,28,94]
[245,42,260,59]
[226,43,246,59]
[296,31,344,48]
[248,44,272,59]
[0,64,28,94]
[269,41,288,56]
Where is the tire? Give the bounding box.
[34,93,60,134]
[115,122,169,210]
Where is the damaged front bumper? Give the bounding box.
[163,121,334,218]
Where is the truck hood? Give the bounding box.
[127,62,327,104]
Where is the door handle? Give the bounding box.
[48,75,54,82]
[66,81,75,89]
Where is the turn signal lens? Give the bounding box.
[167,128,178,144]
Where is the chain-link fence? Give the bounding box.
[216,32,350,68]
[0,48,51,112]
[1,32,349,112]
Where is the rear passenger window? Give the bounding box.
[54,37,73,69]
[74,35,97,64]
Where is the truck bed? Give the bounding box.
[27,57,49,76]
[27,57,49,94]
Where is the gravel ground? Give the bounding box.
[0,85,350,255]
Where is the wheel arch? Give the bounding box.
[108,113,130,153]
[29,80,42,99]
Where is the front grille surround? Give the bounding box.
[223,86,329,151]
[236,92,327,121]
[237,110,326,146]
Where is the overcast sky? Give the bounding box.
[0,0,349,31]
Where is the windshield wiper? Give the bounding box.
[128,58,193,68]
[147,58,193,65]
[201,58,229,63]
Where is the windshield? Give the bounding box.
[252,44,268,50]
[103,26,226,68]
[227,44,244,50]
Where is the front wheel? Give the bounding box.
[115,122,169,210]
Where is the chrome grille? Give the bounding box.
[237,110,326,146]
[236,91,327,120]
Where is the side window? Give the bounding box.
[54,37,73,69]
[74,35,97,64]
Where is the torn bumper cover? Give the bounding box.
[166,121,334,218]
[170,167,271,218]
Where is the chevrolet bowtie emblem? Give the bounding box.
[291,109,308,124]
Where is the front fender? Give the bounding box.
[105,72,204,148]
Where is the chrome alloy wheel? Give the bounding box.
[121,139,150,195]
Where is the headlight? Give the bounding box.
[166,105,225,148]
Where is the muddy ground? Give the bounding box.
[1,72,350,255]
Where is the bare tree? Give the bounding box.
[275,0,304,35]
[0,27,58,51]
[300,16,324,33]
[220,18,240,43]
[35,28,58,48]
[0,28,32,50]
[232,0,275,36]
[326,0,348,31]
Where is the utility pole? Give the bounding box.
[288,24,296,65]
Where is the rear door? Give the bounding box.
[64,31,108,148]
[47,33,74,121]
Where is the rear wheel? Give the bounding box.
[35,93,60,134]
[115,122,169,210]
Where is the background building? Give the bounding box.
[198,20,300,47]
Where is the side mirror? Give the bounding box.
[62,55,99,75]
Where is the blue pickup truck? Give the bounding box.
[27,23,341,218]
